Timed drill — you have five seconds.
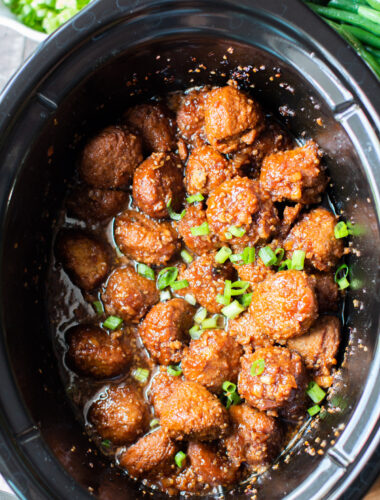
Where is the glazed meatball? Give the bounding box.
[139,298,195,365]
[206,177,279,251]
[67,187,129,222]
[185,145,236,195]
[132,152,184,218]
[181,329,243,393]
[160,380,229,441]
[114,210,180,265]
[234,255,274,289]
[66,325,132,379]
[249,270,318,340]
[238,347,308,414]
[188,441,239,487]
[102,266,159,323]
[124,103,176,152]
[89,384,149,445]
[149,370,183,417]
[177,88,209,144]
[260,141,327,204]
[228,312,273,349]
[80,126,143,188]
[119,428,178,477]
[287,315,340,388]
[204,86,263,153]
[284,208,345,271]
[177,252,235,313]
[224,404,283,470]
[312,272,339,312]
[57,231,109,291]
[177,204,220,255]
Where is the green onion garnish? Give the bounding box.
[216,294,231,306]
[133,367,150,384]
[222,381,241,409]
[93,300,104,315]
[167,365,182,376]
[242,246,255,264]
[230,281,250,296]
[171,279,189,291]
[334,221,349,239]
[308,405,321,417]
[101,439,111,448]
[239,293,253,307]
[181,249,193,264]
[174,451,186,468]
[194,307,207,324]
[157,267,178,290]
[278,259,292,271]
[215,246,232,264]
[222,381,237,393]
[201,317,218,329]
[291,250,306,271]
[103,316,123,330]
[150,418,160,429]
[137,262,155,280]
[167,199,186,221]
[306,381,326,404]
[189,324,202,339]
[275,248,285,265]
[221,300,245,319]
[190,221,210,236]
[229,253,243,265]
[251,359,265,376]
[227,225,246,238]
[160,290,171,302]
[184,293,196,305]
[334,263,350,290]
[186,193,204,204]
[259,246,277,266]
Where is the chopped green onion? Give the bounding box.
[215,246,232,264]
[242,246,255,264]
[190,221,210,236]
[171,279,189,291]
[186,193,204,203]
[239,293,253,307]
[150,418,160,429]
[221,300,245,319]
[189,324,202,339]
[259,246,277,266]
[137,263,155,280]
[157,267,178,290]
[225,231,233,240]
[251,359,265,376]
[194,307,207,324]
[93,300,104,315]
[291,250,306,271]
[167,365,182,376]
[334,221,349,239]
[103,316,123,330]
[160,290,171,302]
[181,249,193,264]
[222,381,237,393]
[201,317,218,329]
[278,259,292,271]
[167,199,186,221]
[216,294,231,306]
[223,280,232,303]
[308,405,321,417]
[275,248,285,265]
[133,367,150,384]
[101,439,111,448]
[231,281,250,296]
[229,253,243,265]
[306,381,326,404]
[334,264,350,290]
[227,225,246,238]
[174,451,186,468]
[225,391,242,409]
[184,293,196,305]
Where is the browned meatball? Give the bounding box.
[132,152,184,218]
[89,384,149,445]
[177,252,235,313]
[185,145,236,195]
[234,255,274,289]
[160,380,229,441]
[57,231,109,291]
[206,177,279,251]
[102,266,159,323]
[260,141,327,204]
[228,312,273,349]
[67,187,129,222]
[80,126,143,188]
[149,370,183,417]
[204,86,263,153]
[124,103,176,152]
[238,347,308,414]
[224,404,283,470]
[249,270,318,341]
[177,204,220,255]
[284,208,345,272]
[66,325,132,379]
[312,272,339,312]
[182,330,242,393]
[287,315,340,388]
[139,298,195,365]
[187,441,239,486]
[119,428,178,478]
[177,88,209,144]
[114,210,180,265]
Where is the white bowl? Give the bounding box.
[0,1,47,42]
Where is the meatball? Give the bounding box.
[238,347,308,414]
[228,312,273,349]
[149,370,183,417]
[139,298,195,365]
[182,329,243,393]
[132,152,184,218]
[177,252,235,313]
[249,270,318,341]
[102,266,159,323]
[278,203,303,240]
[119,428,178,477]
[260,141,327,204]
[185,145,236,195]
[89,384,149,445]
[284,208,345,271]
[188,441,239,487]
[206,177,279,251]
[67,187,129,222]
[66,325,132,379]
[80,126,143,188]
[287,315,340,388]
[224,404,283,470]
[312,272,339,312]
[204,86,263,153]
[57,231,109,291]
[177,204,220,255]
[114,210,180,265]
[234,255,274,289]
[124,103,176,152]
[160,380,229,441]
[177,88,208,144]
